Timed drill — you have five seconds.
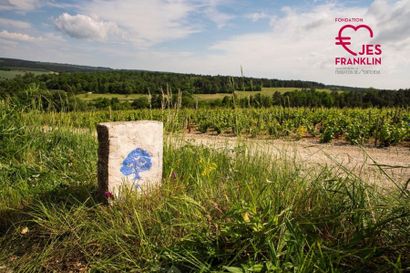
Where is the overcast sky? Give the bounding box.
[0,0,409,89]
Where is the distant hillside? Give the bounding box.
[0,57,329,94]
[0,57,112,72]
[0,57,398,93]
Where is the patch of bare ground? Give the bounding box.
[172,133,410,189]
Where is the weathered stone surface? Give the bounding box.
[97,121,163,197]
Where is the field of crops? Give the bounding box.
[33,107,410,146]
[1,102,410,272]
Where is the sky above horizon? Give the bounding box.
[0,0,409,89]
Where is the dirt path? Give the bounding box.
[173,133,410,188]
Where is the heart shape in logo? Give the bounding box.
[335,24,373,56]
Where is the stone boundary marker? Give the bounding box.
[97,121,163,197]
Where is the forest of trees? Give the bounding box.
[0,71,325,95]
[0,71,409,111]
[234,89,410,108]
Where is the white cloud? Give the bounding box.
[0,18,30,29]
[55,13,118,40]
[0,30,35,41]
[46,0,80,9]
[0,0,42,11]
[201,0,234,28]
[56,0,233,46]
[204,7,233,28]
[368,0,410,44]
[245,12,268,22]
[77,0,199,46]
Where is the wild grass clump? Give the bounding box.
[0,103,409,272]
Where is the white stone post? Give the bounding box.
[97,121,163,197]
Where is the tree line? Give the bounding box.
[90,89,410,110]
[0,72,409,111]
[0,71,325,95]
[227,89,410,108]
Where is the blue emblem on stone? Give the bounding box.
[120,148,152,187]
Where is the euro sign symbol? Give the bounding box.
[335,24,373,56]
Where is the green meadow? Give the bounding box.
[76,93,147,101]
[0,103,409,272]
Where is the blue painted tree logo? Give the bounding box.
[120,148,152,188]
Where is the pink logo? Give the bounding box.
[334,23,382,66]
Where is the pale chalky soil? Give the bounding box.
[176,134,410,189]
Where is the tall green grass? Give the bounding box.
[0,102,409,272]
